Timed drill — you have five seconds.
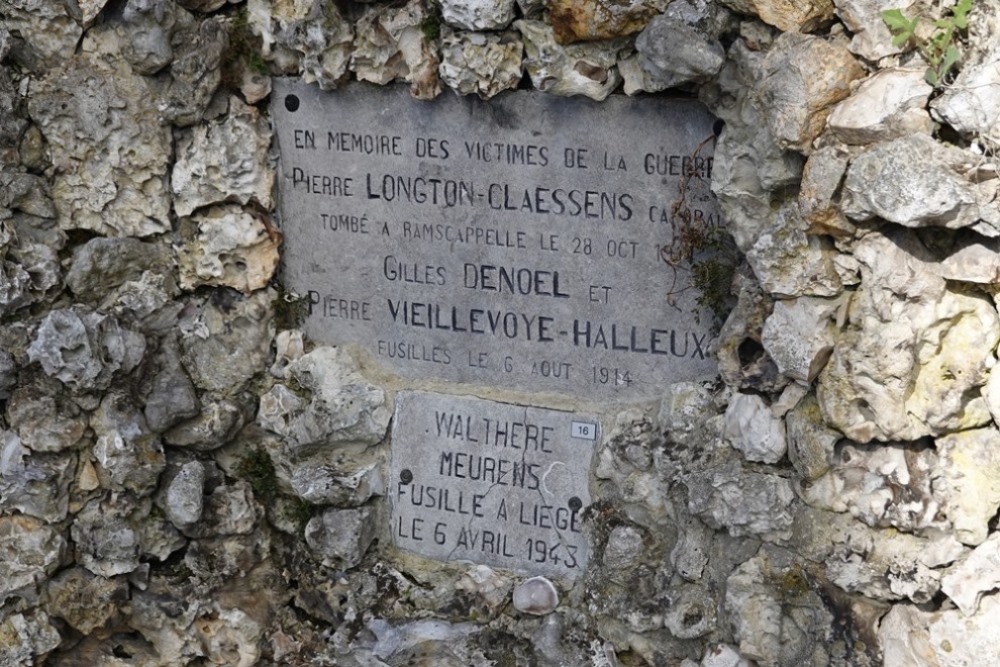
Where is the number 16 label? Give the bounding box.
[571,421,598,440]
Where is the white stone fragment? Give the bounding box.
[827,68,933,144]
[687,460,795,540]
[512,576,559,615]
[723,393,786,464]
[439,29,523,99]
[762,296,842,383]
[516,20,624,102]
[701,644,754,667]
[879,593,1000,666]
[172,97,274,217]
[178,205,280,293]
[162,461,206,529]
[935,428,1000,546]
[835,0,916,60]
[941,533,1000,616]
[441,0,516,31]
[352,0,441,100]
[456,565,513,611]
[305,505,376,569]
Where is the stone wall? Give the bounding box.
[1,0,1000,665]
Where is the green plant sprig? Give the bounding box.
[881,0,973,87]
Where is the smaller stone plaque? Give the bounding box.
[390,391,598,578]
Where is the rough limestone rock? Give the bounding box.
[512,577,559,615]
[172,96,274,217]
[158,461,206,528]
[153,11,227,126]
[879,594,1000,666]
[835,0,916,60]
[752,32,864,153]
[247,0,354,90]
[177,289,275,394]
[120,0,178,75]
[744,201,842,298]
[26,28,171,237]
[0,514,66,605]
[141,333,200,433]
[800,441,942,535]
[935,428,1000,546]
[91,392,166,497]
[761,295,843,383]
[686,459,795,540]
[702,41,804,252]
[0,611,61,667]
[930,1,1000,144]
[70,496,140,577]
[624,14,724,94]
[305,505,376,569]
[439,29,523,99]
[352,1,441,100]
[0,0,83,71]
[940,533,1000,616]
[46,567,129,634]
[6,376,88,453]
[181,479,258,538]
[28,307,146,392]
[66,237,174,305]
[724,549,834,666]
[701,644,754,667]
[827,68,934,144]
[657,381,717,448]
[0,431,73,522]
[178,205,279,294]
[457,565,513,611]
[258,346,390,451]
[818,231,998,442]
[715,273,785,394]
[720,0,834,32]
[784,395,839,482]
[842,134,979,228]
[798,145,856,238]
[441,0,516,31]
[284,451,384,506]
[517,20,625,101]
[549,0,667,44]
[940,236,1000,283]
[164,396,248,450]
[723,393,786,464]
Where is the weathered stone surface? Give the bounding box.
[182,480,257,538]
[761,295,843,383]
[305,505,376,569]
[441,0,516,31]
[703,41,804,251]
[842,134,979,228]
[28,307,146,392]
[71,495,143,577]
[753,32,863,153]
[0,611,61,667]
[549,0,667,44]
[940,532,1000,616]
[353,0,441,100]
[724,549,833,665]
[625,13,725,94]
[172,96,274,217]
[818,231,998,442]
[930,1,1000,143]
[120,0,178,75]
[0,431,73,521]
[658,381,717,448]
[258,346,389,451]
[66,237,173,304]
[6,375,88,453]
[720,0,834,32]
[164,395,248,450]
[827,68,934,145]
[715,273,785,394]
[784,395,839,482]
[0,0,83,71]
[141,333,199,433]
[700,644,753,667]
[0,67,27,147]
[46,568,128,634]
[517,20,624,101]
[879,594,1000,666]
[745,201,842,298]
[439,29,523,99]
[798,145,856,238]
[457,565,513,611]
[835,0,916,60]
[156,12,226,126]
[157,461,205,528]
[247,0,353,89]
[687,459,795,540]
[512,577,559,615]
[177,289,275,394]
[283,451,383,507]
[27,28,171,237]
[723,393,786,464]
[941,236,1000,283]
[178,205,279,294]
[0,515,66,604]
[935,428,1000,546]
[91,392,166,496]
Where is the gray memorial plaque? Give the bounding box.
[389,392,597,578]
[272,79,721,401]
